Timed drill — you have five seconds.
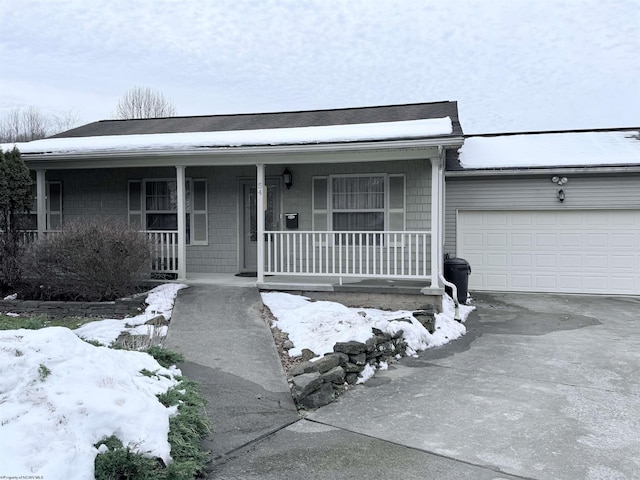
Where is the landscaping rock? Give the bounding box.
[344,362,364,373]
[325,352,349,365]
[292,372,323,398]
[299,383,334,409]
[289,355,340,376]
[345,373,359,385]
[282,340,294,350]
[333,341,367,355]
[414,311,436,333]
[301,348,317,361]
[321,366,346,384]
[349,352,367,366]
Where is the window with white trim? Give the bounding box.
[312,174,405,239]
[128,178,208,245]
[25,181,62,231]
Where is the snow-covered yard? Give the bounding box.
[0,285,473,479]
[0,283,186,479]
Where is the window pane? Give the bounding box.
[48,183,62,213]
[129,181,141,211]
[332,176,384,210]
[313,178,327,210]
[146,181,177,211]
[146,213,177,230]
[333,212,384,231]
[389,176,404,209]
[193,180,206,210]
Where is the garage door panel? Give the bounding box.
[560,233,582,247]
[535,255,557,268]
[511,234,532,247]
[535,233,556,247]
[458,210,640,295]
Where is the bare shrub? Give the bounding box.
[24,219,153,301]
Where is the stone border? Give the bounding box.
[0,295,146,318]
[289,311,436,409]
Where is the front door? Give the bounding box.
[240,179,281,272]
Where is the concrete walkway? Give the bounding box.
[209,292,640,480]
[163,284,299,466]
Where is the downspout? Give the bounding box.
[439,273,461,322]
[437,147,461,322]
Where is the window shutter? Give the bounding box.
[191,179,208,244]
[312,177,328,231]
[388,175,405,230]
[128,180,142,229]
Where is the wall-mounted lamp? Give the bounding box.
[283,168,293,189]
[551,176,568,186]
[557,189,565,202]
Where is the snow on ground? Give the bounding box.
[262,292,474,382]
[74,283,187,346]
[0,283,187,480]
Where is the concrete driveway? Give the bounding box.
[211,293,639,479]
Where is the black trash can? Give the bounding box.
[444,257,471,304]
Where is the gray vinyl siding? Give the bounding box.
[444,172,640,257]
[42,159,433,275]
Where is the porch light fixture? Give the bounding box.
[283,168,293,189]
[557,189,565,202]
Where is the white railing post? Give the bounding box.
[176,166,187,280]
[256,164,265,283]
[430,157,441,288]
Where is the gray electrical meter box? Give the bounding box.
[285,213,298,229]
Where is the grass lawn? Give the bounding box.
[0,314,94,331]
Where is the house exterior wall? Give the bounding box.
[42,158,433,275]
[444,172,640,257]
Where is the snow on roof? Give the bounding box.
[1,117,453,155]
[458,130,640,169]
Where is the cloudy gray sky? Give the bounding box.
[1,0,638,134]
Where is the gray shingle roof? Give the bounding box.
[52,101,462,138]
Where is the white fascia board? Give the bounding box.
[23,137,463,170]
[445,165,640,177]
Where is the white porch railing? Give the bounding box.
[20,230,178,275]
[145,230,179,274]
[264,231,432,281]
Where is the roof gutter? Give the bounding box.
[446,165,640,177]
[22,136,464,169]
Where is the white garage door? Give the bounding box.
[457,210,640,295]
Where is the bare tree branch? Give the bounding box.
[0,107,81,143]
[114,86,177,119]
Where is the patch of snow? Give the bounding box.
[3,293,18,300]
[3,117,453,155]
[0,327,180,479]
[458,131,640,169]
[261,291,475,382]
[74,283,187,345]
[356,364,377,384]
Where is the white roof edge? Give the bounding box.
[3,117,457,156]
[446,165,640,176]
[20,136,465,161]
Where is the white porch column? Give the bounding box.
[176,165,187,280]
[36,169,47,239]
[256,164,265,283]
[430,157,442,288]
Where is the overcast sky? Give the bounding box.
[1,0,638,134]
